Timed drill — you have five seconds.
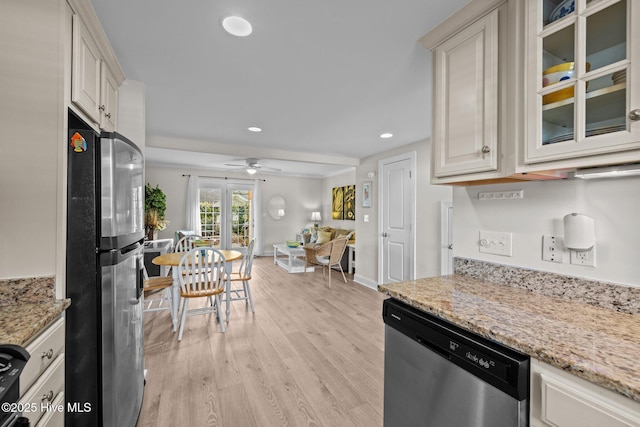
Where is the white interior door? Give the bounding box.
[379,153,416,284]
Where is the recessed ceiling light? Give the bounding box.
[222,16,252,37]
[247,126,262,132]
[380,133,393,139]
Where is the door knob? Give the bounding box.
[629,109,640,121]
[381,232,389,237]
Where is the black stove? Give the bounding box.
[0,345,30,427]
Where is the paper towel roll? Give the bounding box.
[563,213,595,250]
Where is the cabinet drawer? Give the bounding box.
[19,354,65,426]
[21,317,65,395]
[539,372,640,427]
[35,391,64,427]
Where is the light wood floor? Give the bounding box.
[137,256,387,427]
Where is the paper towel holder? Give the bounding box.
[563,213,595,250]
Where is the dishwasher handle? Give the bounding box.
[417,336,451,360]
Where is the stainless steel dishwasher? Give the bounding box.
[383,298,529,427]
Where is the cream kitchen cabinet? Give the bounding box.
[522,0,640,169]
[70,8,121,132]
[530,359,640,427]
[19,317,65,427]
[421,0,524,184]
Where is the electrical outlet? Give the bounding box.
[479,231,513,256]
[478,190,524,200]
[542,235,563,263]
[570,247,596,267]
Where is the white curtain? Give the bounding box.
[185,175,201,233]
[253,179,263,255]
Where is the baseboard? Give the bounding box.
[353,274,378,291]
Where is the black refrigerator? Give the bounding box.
[66,111,145,427]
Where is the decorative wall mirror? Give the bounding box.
[267,195,286,220]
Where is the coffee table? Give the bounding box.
[273,244,314,273]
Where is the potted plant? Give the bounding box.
[145,183,168,240]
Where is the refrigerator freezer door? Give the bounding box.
[100,243,144,427]
[100,132,144,250]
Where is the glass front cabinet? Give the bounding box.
[524,0,640,165]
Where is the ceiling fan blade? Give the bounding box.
[224,163,246,167]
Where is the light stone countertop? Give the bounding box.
[0,276,70,346]
[0,300,70,346]
[379,274,640,403]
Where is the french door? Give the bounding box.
[199,179,254,253]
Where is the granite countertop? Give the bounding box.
[0,300,70,346]
[0,276,70,346]
[379,271,640,403]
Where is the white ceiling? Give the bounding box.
[89,0,470,177]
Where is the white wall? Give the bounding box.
[117,80,145,149]
[453,177,640,287]
[0,0,63,279]
[144,166,323,254]
[354,139,453,286]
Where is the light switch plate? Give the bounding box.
[542,235,563,263]
[479,231,512,256]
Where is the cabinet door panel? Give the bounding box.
[100,62,118,131]
[525,0,640,164]
[72,14,101,124]
[433,9,498,177]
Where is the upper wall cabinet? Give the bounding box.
[100,62,118,131]
[523,0,640,166]
[422,0,521,185]
[432,10,499,178]
[69,4,123,132]
[72,14,101,123]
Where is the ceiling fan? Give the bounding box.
[224,158,282,175]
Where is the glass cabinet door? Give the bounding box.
[526,0,640,163]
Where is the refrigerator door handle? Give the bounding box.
[135,253,144,299]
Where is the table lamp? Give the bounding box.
[311,211,321,227]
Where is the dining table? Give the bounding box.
[152,249,243,332]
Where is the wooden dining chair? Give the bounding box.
[142,265,174,323]
[175,234,203,252]
[225,238,256,313]
[177,247,226,341]
[303,237,349,288]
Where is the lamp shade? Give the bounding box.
[311,211,321,221]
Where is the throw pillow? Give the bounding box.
[316,230,332,244]
[334,229,349,238]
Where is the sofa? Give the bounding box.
[299,226,355,272]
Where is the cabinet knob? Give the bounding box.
[98,105,105,111]
[629,109,640,121]
[41,390,54,402]
[105,112,111,119]
[41,349,54,360]
[481,145,490,159]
